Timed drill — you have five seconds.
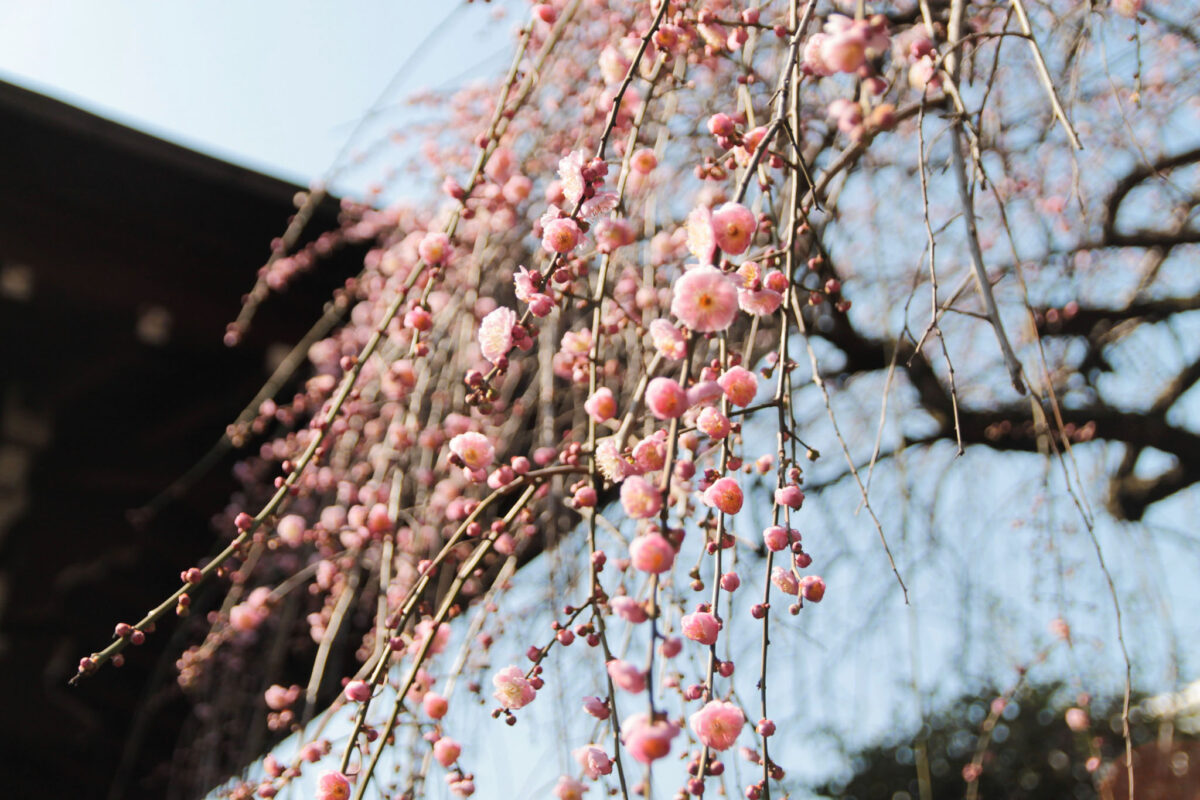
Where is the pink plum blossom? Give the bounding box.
[690,700,745,751]
[771,567,799,595]
[585,387,617,423]
[316,771,351,800]
[622,713,681,763]
[1113,0,1143,17]
[573,744,614,778]
[800,575,826,602]
[648,319,687,360]
[703,477,744,514]
[503,173,533,203]
[449,432,495,470]
[418,232,451,264]
[739,286,783,316]
[685,206,715,263]
[409,619,451,656]
[671,266,738,333]
[542,217,582,253]
[718,366,758,407]
[607,659,647,693]
[554,776,588,800]
[583,696,611,719]
[763,526,790,552]
[631,148,657,174]
[594,218,635,253]
[581,192,619,218]
[620,475,662,519]
[478,306,516,365]
[681,611,720,645]
[631,432,667,472]
[697,407,731,439]
[513,265,538,302]
[736,260,783,315]
[629,533,675,573]
[821,15,869,73]
[645,376,688,419]
[595,438,633,482]
[558,150,587,204]
[708,113,736,138]
[610,595,648,623]
[803,33,835,76]
[492,665,536,709]
[710,202,756,255]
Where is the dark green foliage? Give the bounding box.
[815,685,1172,800]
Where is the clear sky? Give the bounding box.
[0,1,513,190]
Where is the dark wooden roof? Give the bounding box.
[0,79,360,799]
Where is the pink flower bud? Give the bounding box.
[276,514,306,547]
[433,737,462,767]
[344,680,372,703]
[774,485,805,509]
[800,575,826,602]
[660,635,683,658]
[583,695,611,719]
[423,692,449,719]
[708,113,736,138]
[573,485,598,508]
[687,379,724,408]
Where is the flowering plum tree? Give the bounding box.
[69,0,1200,798]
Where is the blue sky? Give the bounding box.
[0,1,512,190]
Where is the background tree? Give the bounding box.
[48,0,1200,798]
[815,684,1198,800]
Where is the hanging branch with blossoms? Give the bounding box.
[67,0,1184,798]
